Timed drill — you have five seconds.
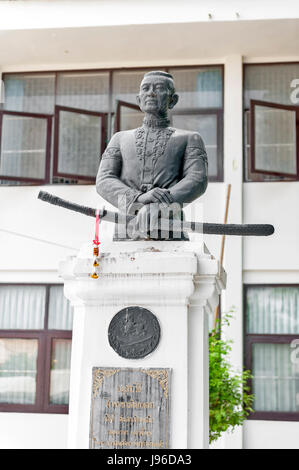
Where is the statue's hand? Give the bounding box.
[137,188,173,205]
[131,205,151,238]
[131,202,182,239]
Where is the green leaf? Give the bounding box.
[209,309,254,444]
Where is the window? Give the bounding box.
[1,65,224,185]
[169,67,223,182]
[250,100,298,178]
[0,111,52,184]
[3,73,56,115]
[0,284,73,413]
[244,63,299,182]
[54,106,107,181]
[114,101,144,134]
[170,110,222,181]
[244,285,299,421]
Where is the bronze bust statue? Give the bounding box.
[96,71,208,240]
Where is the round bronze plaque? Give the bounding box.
[108,306,160,359]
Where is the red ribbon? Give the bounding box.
[93,209,100,246]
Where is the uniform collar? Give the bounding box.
[142,116,170,129]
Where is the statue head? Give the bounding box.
[136,71,179,118]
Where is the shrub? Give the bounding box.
[209,310,254,444]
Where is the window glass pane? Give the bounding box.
[48,286,73,330]
[244,64,299,108]
[172,113,218,177]
[0,285,46,329]
[117,104,144,131]
[246,286,299,334]
[112,70,166,111]
[254,105,297,175]
[4,74,55,114]
[0,338,38,404]
[0,114,48,180]
[56,72,110,112]
[169,67,223,109]
[252,343,299,412]
[0,180,25,186]
[244,110,293,182]
[49,339,72,405]
[57,109,103,177]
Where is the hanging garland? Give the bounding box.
[90,209,100,279]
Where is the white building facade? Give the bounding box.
[0,0,299,449]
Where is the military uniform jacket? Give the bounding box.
[96,122,208,214]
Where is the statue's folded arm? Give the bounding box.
[96,144,142,213]
[168,133,208,205]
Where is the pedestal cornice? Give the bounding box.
[59,241,226,309]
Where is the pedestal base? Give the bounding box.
[59,240,226,449]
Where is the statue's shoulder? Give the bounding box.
[171,128,205,147]
[107,131,122,148]
[108,129,137,146]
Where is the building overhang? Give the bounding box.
[0,1,298,70]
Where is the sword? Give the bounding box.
[37,191,274,237]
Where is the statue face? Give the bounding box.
[137,76,178,116]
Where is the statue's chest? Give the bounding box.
[134,127,175,164]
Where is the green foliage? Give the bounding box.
[209,309,254,444]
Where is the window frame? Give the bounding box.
[244,283,299,421]
[0,283,72,414]
[170,107,223,182]
[114,100,142,134]
[53,105,107,182]
[2,64,224,184]
[243,61,299,182]
[250,99,299,179]
[0,110,52,184]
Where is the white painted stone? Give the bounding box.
[59,241,225,449]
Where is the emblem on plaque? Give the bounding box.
[108,307,160,359]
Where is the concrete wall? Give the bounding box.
[244,421,299,449]
[0,413,68,449]
[244,182,299,271]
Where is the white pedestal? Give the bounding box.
[59,240,226,449]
